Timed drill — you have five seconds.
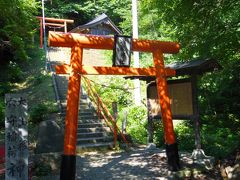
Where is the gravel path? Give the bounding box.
[75,147,220,180]
[33,146,221,179]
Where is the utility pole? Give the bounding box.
[42,0,49,71]
[132,0,141,105]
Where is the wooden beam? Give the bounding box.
[45,23,65,27]
[55,64,176,77]
[37,16,74,23]
[48,31,180,54]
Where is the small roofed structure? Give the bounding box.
[126,58,222,82]
[70,13,122,35]
[126,58,222,152]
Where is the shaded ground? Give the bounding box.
[75,147,221,180]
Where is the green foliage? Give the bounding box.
[45,0,131,30]
[153,121,195,150]
[29,104,48,125]
[137,0,240,158]
[8,62,23,82]
[174,122,195,151]
[29,102,58,125]
[88,76,148,144]
[91,76,134,110]
[154,121,239,158]
[121,105,148,144]
[201,125,240,158]
[0,0,38,62]
[153,122,164,147]
[0,99,4,128]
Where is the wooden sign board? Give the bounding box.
[147,79,193,119]
[5,94,28,180]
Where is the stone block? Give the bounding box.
[35,120,64,154]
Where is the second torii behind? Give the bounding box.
[48,31,181,180]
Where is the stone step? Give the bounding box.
[61,104,92,110]
[78,123,105,128]
[79,114,98,119]
[79,111,96,116]
[77,132,108,138]
[78,119,103,124]
[77,136,113,144]
[60,113,99,120]
[77,142,114,150]
[77,127,111,133]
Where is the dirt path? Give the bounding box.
[33,146,222,179]
[75,147,221,180]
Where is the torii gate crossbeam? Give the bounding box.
[48,31,181,179]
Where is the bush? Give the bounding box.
[29,103,58,125]
[29,104,49,125]
[0,99,4,128]
[154,120,240,159]
[153,122,165,147]
[201,125,240,158]
[121,105,148,144]
[8,62,23,82]
[174,122,195,151]
[154,121,195,151]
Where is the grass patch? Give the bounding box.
[0,45,59,139]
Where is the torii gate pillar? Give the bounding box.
[48,31,181,179]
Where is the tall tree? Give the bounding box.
[139,0,240,130]
[0,0,38,63]
[44,0,131,29]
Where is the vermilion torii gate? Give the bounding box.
[48,31,181,179]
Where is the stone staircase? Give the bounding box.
[48,47,114,150]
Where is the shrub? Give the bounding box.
[154,121,195,150]
[8,61,23,82]
[29,104,49,125]
[0,99,4,128]
[122,105,148,144]
[174,122,195,151]
[153,122,165,147]
[29,103,58,125]
[201,125,240,158]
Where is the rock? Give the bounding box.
[31,152,61,177]
[146,143,157,150]
[226,164,240,180]
[35,120,64,153]
[191,149,215,170]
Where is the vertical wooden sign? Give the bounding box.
[5,94,28,180]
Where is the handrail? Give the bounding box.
[82,76,129,146]
[47,48,62,112]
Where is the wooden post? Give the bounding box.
[191,74,201,149]
[122,110,127,134]
[112,102,118,147]
[40,19,43,48]
[5,94,28,179]
[147,98,154,143]
[64,21,67,33]
[60,46,83,180]
[153,50,180,171]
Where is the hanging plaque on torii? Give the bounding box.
[48,31,181,179]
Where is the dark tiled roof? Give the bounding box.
[167,58,222,76]
[125,58,222,81]
[70,13,122,34]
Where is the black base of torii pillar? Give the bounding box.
[166,143,180,171]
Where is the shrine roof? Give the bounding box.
[125,58,222,81]
[70,13,122,34]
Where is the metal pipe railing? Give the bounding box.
[82,76,129,146]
